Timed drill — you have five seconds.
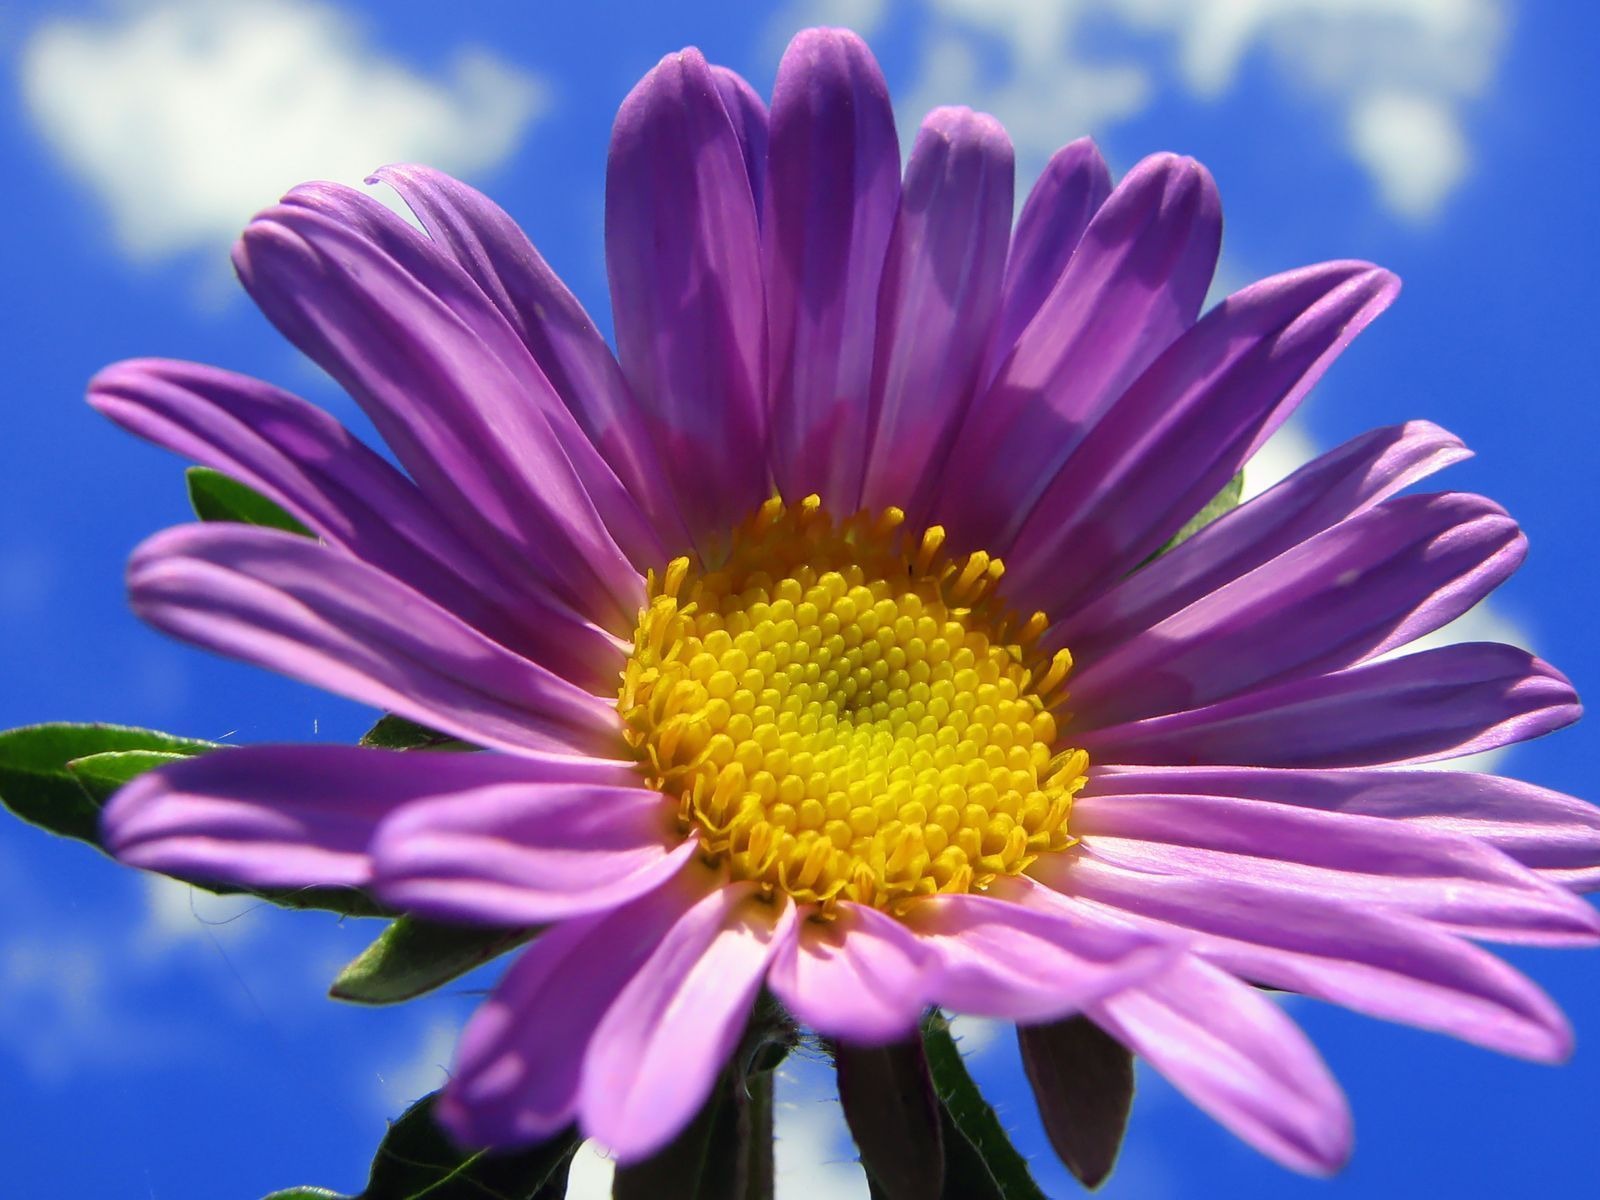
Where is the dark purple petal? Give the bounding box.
[1082,642,1580,768]
[710,67,769,216]
[369,785,692,925]
[1045,854,1574,1061]
[1070,492,1525,726]
[89,358,619,689]
[1090,957,1351,1175]
[1055,420,1471,659]
[941,153,1221,552]
[102,744,632,892]
[859,106,1014,525]
[898,883,1179,1023]
[369,164,694,557]
[983,138,1112,389]
[1071,791,1600,944]
[580,883,796,1161]
[235,193,648,630]
[769,901,937,1042]
[129,525,621,756]
[763,27,900,511]
[1002,262,1399,615]
[607,48,768,557]
[437,873,709,1148]
[1091,764,1600,892]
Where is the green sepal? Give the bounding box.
[0,722,216,844]
[1153,469,1245,559]
[186,466,313,536]
[330,917,538,1006]
[0,721,388,917]
[359,714,476,753]
[921,1012,1047,1200]
[263,1091,579,1200]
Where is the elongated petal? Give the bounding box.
[1091,764,1600,891]
[102,744,632,890]
[711,66,768,215]
[369,164,693,557]
[764,27,900,510]
[1071,791,1600,944]
[1070,492,1525,726]
[437,874,710,1148]
[607,47,767,555]
[1085,642,1579,768]
[1045,854,1574,1061]
[860,107,1014,524]
[1056,420,1471,658]
[984,138,1112,388]
[943,153,1221,551]
[89,358,619,688]
[129,525,620,756]
[1091,958,1351,1175]
[235,194,644,628]
[898,884,1178,1023]
[370,785,694,925]
[769,902,937,1042]
[1003,262,1399,614]
[580,883,796,1161]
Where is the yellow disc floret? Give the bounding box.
[618,495,1088,913]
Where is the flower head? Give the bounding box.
[95,26,1599,1178]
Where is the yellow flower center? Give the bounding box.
[618,496,1087,913]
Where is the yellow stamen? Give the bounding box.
[617,496,1088,914]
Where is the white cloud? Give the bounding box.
[371,1016,459,1117]
[770,0,1507,219]
[20,0,547,265]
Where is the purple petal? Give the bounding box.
[234,192,645,629]
[1084,641,1579,769]
[1070,790,1600,944]
[1055,420,1471,659]
[1002,262,1399,615]
[369,165,694,558]
[1091,764,1600,891]
[763,28,900,511]
[437,874,709,1148]
[606,48,768,557]
[710,67,769,216]
[768,902,937,1043]
[1069,492,1525,726]
[89,358,619,689]
[580,883,796,1162]
[1090,957,1351,1175]
[941,153,1221,552]
[859,106,1015,525]
[369,784,693,925]
[129,524,621,756]
[982,138,1112,389]
[101,743,629,891]
[1046,854,1574,1061]
[897,881,1179,1023]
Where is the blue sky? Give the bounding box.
[1,1,1597,1196]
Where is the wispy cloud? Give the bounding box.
[769,0,1507,221]
[20,0,547,266]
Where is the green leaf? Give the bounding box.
[1153,469,1245,559]
[922,1013,1047,1200]
[331,917,538,1006]
[187,466,313,536]
[359,714,475,753]
[0,721,388,918]
[264,1092,579,1200]
[0,722,216,844]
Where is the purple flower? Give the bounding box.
[94,26,1599,1177]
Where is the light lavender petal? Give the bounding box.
[764,28,900,511]
[129,524,621,756]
